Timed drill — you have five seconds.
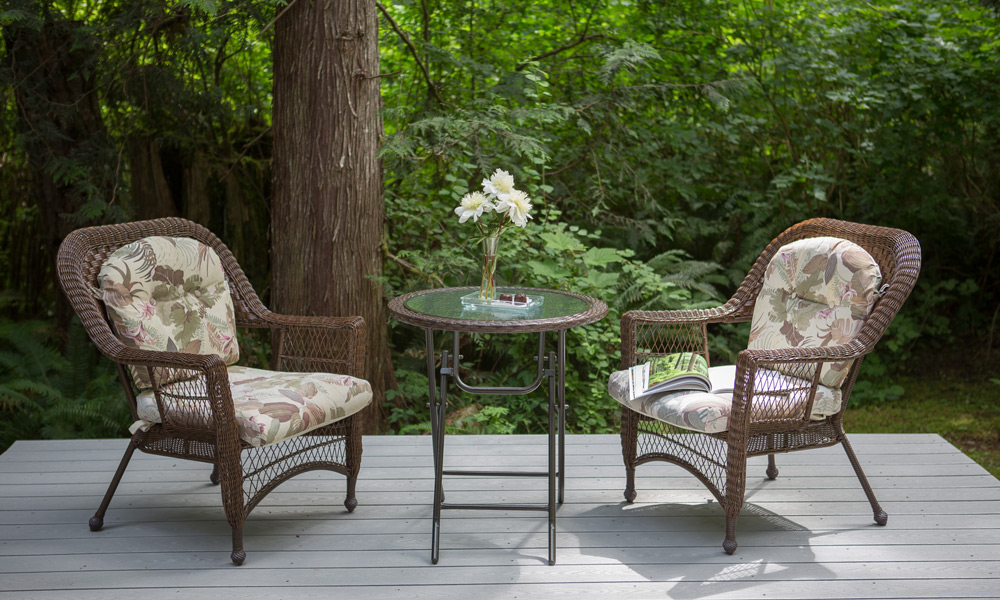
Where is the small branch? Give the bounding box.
[376,1,445,106]
[257,0,300,38]
[357,69,402,80]
[515,34,610,71]
[619,77,749,91]
[218,126,272,183]
[387,251,445,288]
[546,153,589,177]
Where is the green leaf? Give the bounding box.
[582,248,623,267]
[539,231,584,253]
[180,0,218,15]
[584,271,619,289]
[526,260,571,278]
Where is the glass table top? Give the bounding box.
[402,288,592,323]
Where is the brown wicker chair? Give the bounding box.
[57,217,369,565]
[618,218,921,553]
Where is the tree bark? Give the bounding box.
[127,135,177,220]
[183,149,212,227]
[271,0,393,432]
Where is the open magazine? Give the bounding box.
[626,352,736,402]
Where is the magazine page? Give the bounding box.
[638,352,712,397]
[608,359,738,404]
[706,364,737,394]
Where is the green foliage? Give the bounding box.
[377,0,1000,424]
[0,319,131,452]
[2,0,999,440]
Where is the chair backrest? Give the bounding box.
[57,218,270,373]
[747,236,884,389]
[727,219,921,354]
[97,235,242,388]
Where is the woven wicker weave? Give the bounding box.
[57,217,368,565]
[619,218,921,554]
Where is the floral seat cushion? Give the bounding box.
[748,236,882,412]
[97,236,239,388]
[133,365,373,447]
[609,366,842,434]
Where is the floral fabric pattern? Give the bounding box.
[134,365,373,447]
[97,236,240,388]
[609,366,841,433]
[748,236,882,393]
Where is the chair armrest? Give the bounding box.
[620,301,746,369]
[109,345,240,441]
[262,313,367,379]
[728,341,869,429]
[738,340,867,365]
[622,299,744,328]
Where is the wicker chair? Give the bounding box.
[57,217,370,565]
[618,218,921,553]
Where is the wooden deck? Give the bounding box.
[1,433,999,599]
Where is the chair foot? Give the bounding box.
[624,466,636,502]
[88,515,103,532]
[230,528,245,565]
[874,510,888,526]
[210,464,220,485]
[766,454,778,480]
[723,537,738,555]
[723,516,739,554]
[345,473,358,512]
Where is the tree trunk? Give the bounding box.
[127,135,177,220]
[183,149,212,228]
[271,0,394,432]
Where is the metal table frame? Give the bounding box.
[387,287,607,566]
[425,328,567,565]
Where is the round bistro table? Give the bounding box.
[387,287,608,565]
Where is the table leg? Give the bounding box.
[425,329,439,487]
[547,349,557,566]
[431,348,449,565]
[557,329,567,505]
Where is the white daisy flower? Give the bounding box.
[495,189,532,227]
[482,168,516,199]
[454,191,493,223]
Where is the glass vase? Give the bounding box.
[479,233,500,300]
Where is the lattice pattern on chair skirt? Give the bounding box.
[634,414,731,501]
[241,421,354,513]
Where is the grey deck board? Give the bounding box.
[1,433,998,599]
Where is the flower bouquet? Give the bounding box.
[454,168,533,300]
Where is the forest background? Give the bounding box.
[1,0,998,468]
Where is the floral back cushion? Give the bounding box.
[97,236,240,388]
[748,236,882,390]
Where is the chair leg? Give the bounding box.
[90,437,139,531]
[217,440,247,565]
[620,408,639,503]
[722,436,748,554]
[766,454,779,480]
[841,435,888,526]
[344,414,363,512]
[210,464,220,485]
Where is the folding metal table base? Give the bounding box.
[425,329,567,565]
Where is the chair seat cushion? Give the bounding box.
[97,236,240,388]
[609,366,840,434]
[133,365,373,447]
